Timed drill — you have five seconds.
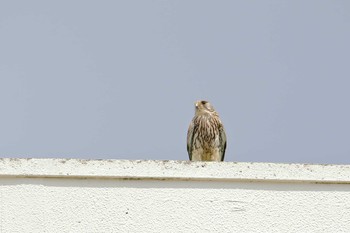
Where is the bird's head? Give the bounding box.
[195,100,216,115]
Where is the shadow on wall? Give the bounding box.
[1,177,350,192]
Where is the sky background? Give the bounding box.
[0,1,349,164]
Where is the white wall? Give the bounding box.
[0,159,350,233]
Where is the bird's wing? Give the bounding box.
[187,120,195,160]
[219,124,227,161]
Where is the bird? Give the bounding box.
[187,100,227,161]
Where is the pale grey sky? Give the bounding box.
[0,1,349,164]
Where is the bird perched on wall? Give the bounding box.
[187,100,227,161]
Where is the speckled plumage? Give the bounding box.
[187,100,227,161]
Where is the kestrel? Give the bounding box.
[187,100,227,161]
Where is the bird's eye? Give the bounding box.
[201,100,207,105]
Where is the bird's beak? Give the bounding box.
[195,101,199,108]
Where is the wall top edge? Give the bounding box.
[0,158,349,183]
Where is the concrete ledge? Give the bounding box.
[0,158,349,183]
[1,158,350,232]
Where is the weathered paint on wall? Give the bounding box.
[1,159,350,232]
